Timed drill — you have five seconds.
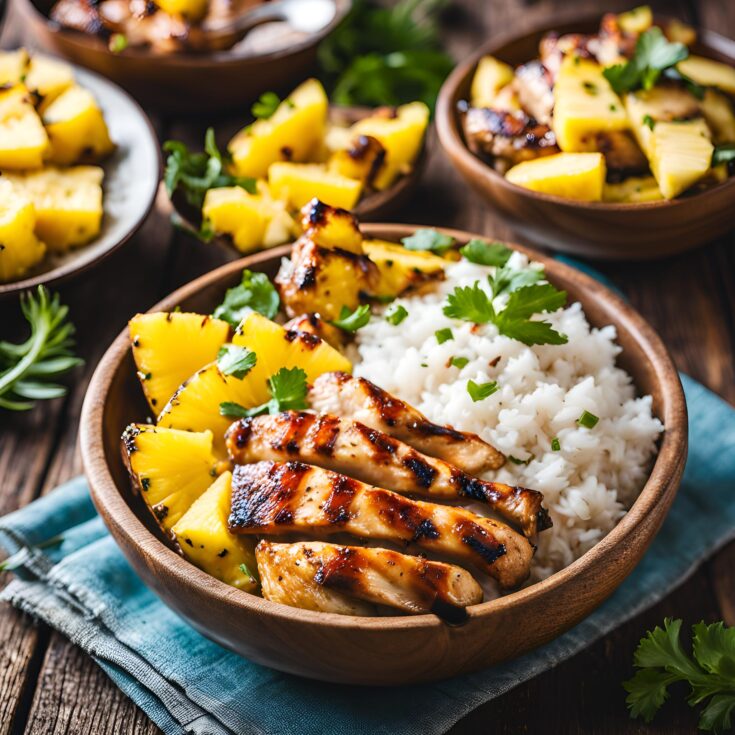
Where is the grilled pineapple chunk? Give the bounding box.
[0,180,46,282]
[603,176,663,203]
[43,86,114,164]
[363,240,446,297]
[228,79,328,178]
[121,424,219,532]
[327,135,386,185]
[349,102,429,190]
[299,199,363,253]
[0,86,49,169]
[677,56,735,96]
[24,55,74,104]
[617,6,653,34]
[700,89,735,143]
[470,55,515,108]
[129,312,230,414]
[172,472,258,591]
[505,152,606,201]
[0,49,28,86]
[154,0,208,20]
[553,56,628,152]
[3,166,103,252]
[268,163,363,211]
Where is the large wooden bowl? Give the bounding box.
[436,18,735,261]
[16,0,350,115]
[80,224,687,684]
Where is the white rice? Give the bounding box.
[353,252,663,585]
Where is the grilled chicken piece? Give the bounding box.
[256,540,484,616]
[229,461,534,589]
[513,61,555,124]
[50,0,104,35]
[283,313,348,351]
[226,412,550,537]
[310,372,505,474]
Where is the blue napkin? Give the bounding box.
[1,374,734,735]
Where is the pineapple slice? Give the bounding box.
[349,102,429,190]
[158,311,352,450]
[700,89,735,143]
[617,6,653,35]
[677,56,735,96]
[327,135,386,186]
[24,55,75,104]
[505,152,606,201]
[0,180,46,282]
[43,86,115,165]
[0,86,49,169]
[552,56,628,152]
[0,49,29,86]
[363,240,446,298]
[129,312,230,415]
[299,199,363,254]
[171,472,258,591]
[228,79,328,179]
[470,55,515,108]
[121,424,220,532]
[665,19,696,46]
[603,176,663,203]
[3,166,103,252]
[154,0,208,21]
[268,163,363,211]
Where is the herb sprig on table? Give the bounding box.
[0,287,83,411]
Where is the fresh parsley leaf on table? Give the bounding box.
[330,304,371,332]
[213,269,280,327]
[220,367,309,419]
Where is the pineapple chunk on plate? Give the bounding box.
[327,134,386,186]
[121,424,220,532]
[505,152,606,201]
[677,56,735,96]
[0,86,49,170]
[0,49,29,87]
[0,180,46,282]
[617,5,653,34]
[3,166,104,252]
[362,240,446,297]
[24,55,75,104]
[268,162,363,211]
[470,55,515,108]
[129,311,231,415]
[172,472,258,592]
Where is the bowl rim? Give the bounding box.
[435,14,735,212]
[20,0,351,67]
[0,61,162,298]
[80,223,688,633]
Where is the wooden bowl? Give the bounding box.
[436,18,735,261]
[17,0,350,116]
[80,224,687,684]
[0,63,160,298]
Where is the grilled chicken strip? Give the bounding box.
[226,412,550,537]
[229,461,534,589]
[256,540,484,616]
[283,313,348,351]
[310,372,505,474]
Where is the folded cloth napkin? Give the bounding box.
[1,374,733,735]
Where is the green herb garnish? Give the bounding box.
[220,367,309,419]
[449,356,469,369]
[712,143,735,167]
[213,269,280,327]
[216,344,257,379]
[551,437,561,452]
[239,562,254,579]
[386,304,408,325]
[643,114,656,130]
[624,618,735,732]
[577,410,599,429]
[251,91,292,120]
[508,455,531,466]
[401,228,455,255]
[435,327,453,344]
[459,239,512,267]
[487,264,544,298]
[467,379,498,402]
[109,33,128,54]
[330,304,371,332]
[0,287,83,411]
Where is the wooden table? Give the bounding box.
[1,0,734,732]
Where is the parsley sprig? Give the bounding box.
[213,270,280,327]
[624,618,735,733]
[251,91,293,120]
[220,367,309,419]
[216,345,257,379]
[401,229,455,255]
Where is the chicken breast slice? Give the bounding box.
[309,372,505,474]
[256,540,483,616]
[226,412,550,537]
[229,461,533,589]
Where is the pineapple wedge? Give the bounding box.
[700,89,735,143]
[24,55,75,104]
[603,176,663,203]
[552,56,628,152]
[470,55,515,108]
[129,312,231,414]
[505,152,606,201]
[0,86,49,169]
[299,199,363,254]
[0,180,46,283]
[43,86,115,164]
[172,472,258,592]
[158,312,351,451]
[677,56,735,96]
[228,79,328,179]
[327,135,386,186]
[121,424,220,532]
[362,240,446,298]
[268,163,363,211]
[0,49,29,87]
[3,166,104,252]
[154,0,208,20]
[349,102,429,190]
[617,6,653,34]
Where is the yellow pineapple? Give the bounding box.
[0,85,49,169]
[505,152,606,201]
[603,176,663,203]
[363,240,446,297]
[327,134,386,186]
[228,79,329,178]
[268,162,363,211]
[299,199,363,254]
[24,55,74,104]
[129,312,231,415]
[172,472,258,591]
[121,424,220,532]
[700,89,735,143]
[0,180,46,282]
[154,0,208,20]
[0,49,28,86]
[665,19,696,46]
[617,6,653,34]
[470,55,515,108]
[677,55,735,96]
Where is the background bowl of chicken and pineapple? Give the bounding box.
[436,15,735,261]
[79,222,686,685]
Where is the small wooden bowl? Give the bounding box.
[17,0,350,116]
[436,18,735,261]
[80,224,687,684]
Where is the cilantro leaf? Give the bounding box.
[692,621,735,679]
[713,144,735,167]
[699,694,735,733]
[251,91,285,119]
[467,379,498,402]
[495,318,568,346]
[460,239,512,266]
[213,270,280,327]
[443,282,495,323]
[500,283,568,321]
[401,229,455,255]
[435,327,453,344]
[219,366,309,420]
[488,264,543,298]
[386,304,408,325]
[216,344,257,379]
[449,355,468,369]
[624,668,679,723]
[331,304,371,332]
